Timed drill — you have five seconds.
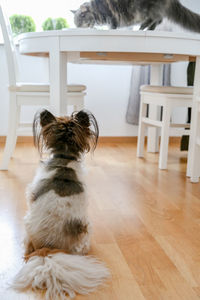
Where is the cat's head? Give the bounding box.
[72,2,95,28]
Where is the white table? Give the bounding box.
[18,29,200,181]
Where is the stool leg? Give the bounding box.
[0,93,18,170]
[147,65,163,153]
[159,104,171,170]
[137,100,147,157]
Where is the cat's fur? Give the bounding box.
[72,0,200,32]
[12,110,110,300]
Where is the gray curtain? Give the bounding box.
[126,65,150,125]
[126,64,171,125]
[126,19,173,125]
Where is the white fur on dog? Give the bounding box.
[13,253,110,300]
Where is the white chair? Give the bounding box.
[0,6,86,170]
[137,85,193,169]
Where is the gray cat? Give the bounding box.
[72,0,200,32]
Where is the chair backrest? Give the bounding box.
[0,6,19,86]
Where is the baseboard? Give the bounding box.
[0,136,34,143]
[98,136,137,143]
[0,136,181,144]
[99,136,181,144]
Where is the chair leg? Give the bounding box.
[190,110,200,183]
[190,143,200,183]
[137,101,147,157]
[186,99,200,182]
[159,104,171,170]
[73,105,81,111]
[0,94,19,170]
[10,105,21,157]
[73,97,84,112]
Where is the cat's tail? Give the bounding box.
[12,248,110,299]
[167,0,200,33]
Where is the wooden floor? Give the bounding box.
[0,141,200,300]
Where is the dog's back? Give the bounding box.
[24,157,91,255]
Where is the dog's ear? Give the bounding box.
[70,9,77,14]
[75,110,90,128]
[40,110,56,127]
[73,110,99,152]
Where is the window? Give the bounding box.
[1,0,85,30]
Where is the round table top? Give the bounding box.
[18,29,200,62]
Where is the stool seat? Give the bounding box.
[9,83,86,93]
[141,85,193,95]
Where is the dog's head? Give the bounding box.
[33,109,99,157]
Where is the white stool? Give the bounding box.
[137,85,193,169]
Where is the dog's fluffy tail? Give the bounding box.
[12,249,110,299]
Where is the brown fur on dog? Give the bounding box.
[33,110,99,158]
[31,166,84,201]
[64,219,88,236]
[24,248,69,262]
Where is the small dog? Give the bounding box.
[12,109,109,299]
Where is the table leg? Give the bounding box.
[49,46,68,116]
[147,64,163,153]
[187,56,200,182]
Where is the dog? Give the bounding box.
[12,109,110,299]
